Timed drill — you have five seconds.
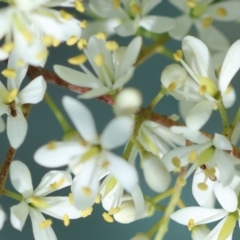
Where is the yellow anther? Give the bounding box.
[95,194,101,204]
[29,197,49,208]
[216,7,227,17]
[130,3,142,15]
[36,50,49,60]
[80,20,88,28]
[105,41,119,51]
[16,59,25,67]
[186,0,196,8]
[101,160,110,168]
[108,207,120,215]
[113,0,121,9]
[23,30,33,43]
[173,50,183,61]
[2,68,16,79]
[94,54,104,66]
[66,36,78,46]
[63,214,70,226]
[168,82,177,92]
[52,38,61,47]
[39,219,52,229]
[7,89,18,103]
[82,187,92,196]
[60,10,73,20]
[96,32,107,40]
[198,76,218,96]
[188,151,197,163]
[202,17,213,28]
[177,177,186,187]
[172,157,181,169]
[102,212,114,223]
[187,218,195,231]
[2,42,14,52]
[46,141,57,150]
[77,39,87,50]
[81,207,93,218]
[49,177,66,190]
[43,35,53,47]
[204,167,216,178]
[74,0,85,12]
[68,193,74,205]
[68,54,87,65]
[197,182,208,191]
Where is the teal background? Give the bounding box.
[1,0,240,239]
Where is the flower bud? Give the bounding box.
[142,153,171,192]
[113,200,136,223]
[114,88,142,116]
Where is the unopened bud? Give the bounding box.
[113,200,136,223]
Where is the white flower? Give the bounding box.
[0,53,46,148]
[10,161,81,240]
[0,0,81,66]
[83,0,175,37]
[54,36,142,98]
[169,0,240,50]
[0,206,6,230]
[35,96,138,210]
[163,36,240,130]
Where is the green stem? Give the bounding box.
[2,189,23,201]
[229,106,240,138]
[122,140,134,160]
[217,98,230,136]
[152,188,174,204]
[44,92,72,133]
[149,88,167,109]
[158,47,175,61]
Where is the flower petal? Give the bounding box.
[10,160,33,198]
[115,20,137,37]
[78,87,110,99]
[213,133,232,151]
[62,96,98,143]
[101,116,134,149]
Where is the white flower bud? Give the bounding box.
[114,88,142,116]
[161,64,187,91]
[142,153,171,193]
[114,200,136,223]
[0,207,6,230]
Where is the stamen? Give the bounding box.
[29,197,49,208]
[75,0,85,12]
[60,10,73,20]
[7,89,18,103]
[63,214,70,226]
[43,35,53,47]
[80,20,88,28]
[81,207,93,218]
[101,160,110,168]
[82,187,91,196]
[102,212,114,223]
[68,54,87,65]
[216,7,227,17]
[203,167,216,178]
[130,3,142,15]
[197,182,208,191]
[66,36,78,46]
[94,54,104,66]
[77,39,87,50]
[96,32,107,40]
[46,141,57,150]
[68,193,74,205]
[2,68,16,79]
[2,42,14,52]
[113,0,121,9]
[187,218,194,231]
[108,207,120,215]
[173,50,183,61]
[39,219,52,229]
[36,50,49,60]
[105,41,119,51]
[95,194,101,204]
[168,82,177,92]
[52,39,60,47]
[177,177,186,187]
[188,151,197,163]
[49,177,66,190]
[202,17,213,28]
[186,0,196,8]
[172,157,181,172]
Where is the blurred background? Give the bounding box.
[1,0,240,239]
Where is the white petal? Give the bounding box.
[140,16,175,33]
[10,161,33,198]
[29,208,57,240]
[34,141,86,168]
[18,76,46,104]
[34,171,72,197]
[10,201,29,231]
[54,65,101,88]
[78,87,110,99]
[131,185,145,220]
[170,207,228,225]
[213,133,232,150]
[186,100,213,131]
[62,96,98,143]
[115,20,137,37]
[40,197,80,219]
[222,86,236,108]
[0,117,5,133]
[219,40,240,94]
[214,183,237,212]
[7,109,28,149]
[0,208,5,230]
[101,116,134,149]
[104,151,138,192]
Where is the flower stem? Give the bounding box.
[217,98,230,137]
[229,106,240,138]
[44,92,72,133]
[2,189,23,201]
[157,47,175,61]
[149,88,167,109]
[152,188,174,204]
